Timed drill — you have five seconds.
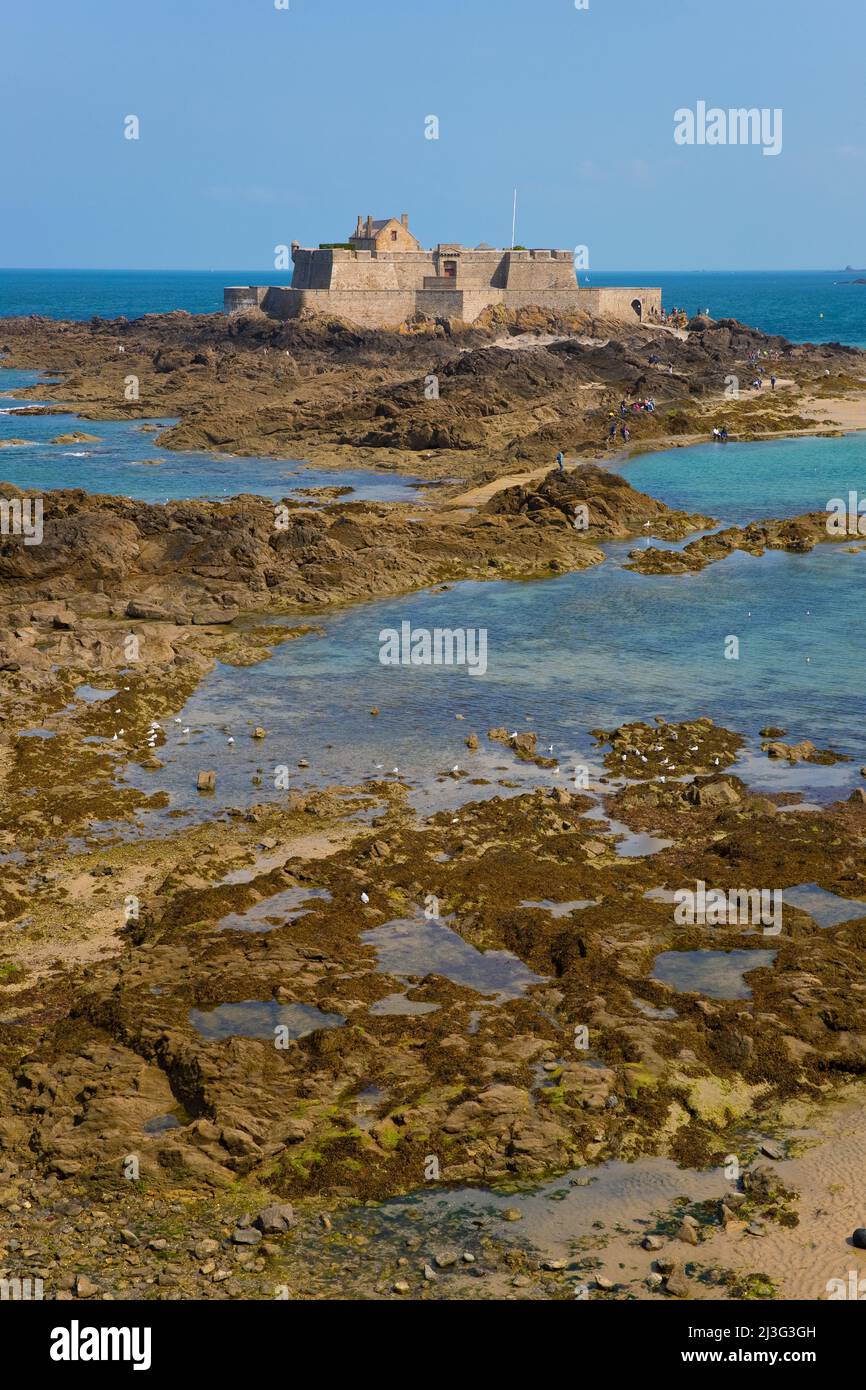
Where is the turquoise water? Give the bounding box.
[592,270,866,347]
[123,532,866,827]
[1,269,865,347]
[618,433,866,527]
[0,370,424,502]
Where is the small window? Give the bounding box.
[391,230,398,241]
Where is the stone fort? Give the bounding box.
[225,213,661,328]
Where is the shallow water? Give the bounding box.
[520,899,599,917]
[362,910,545,1003]
[616,432,866,527]
[216,885,331,933]
[122,533,866,834]
[188,1000,345,1041]
[651,948,778,1000]
[0,369,425,502]
[783,883,866,928]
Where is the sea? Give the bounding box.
[0,267,864,347]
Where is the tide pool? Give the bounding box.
[0,370,425,503]
[618,432,866,527]
[122,536,866,830]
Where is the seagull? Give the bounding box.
[182,727,190,736]
[360,892,369,904]
[174,717,181,724]
[452,764,460,772]
[227,737,234,745]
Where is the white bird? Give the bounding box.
[174,717,181,724]
[182,727,190,735]
[452,764,459,772]
[227,737,234,745]
[392,767,399,774]
[361,892,369,904]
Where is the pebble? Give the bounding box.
[852,1228,866,1250]
[501,1208,523,1222]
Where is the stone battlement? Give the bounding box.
[225,214,661,327]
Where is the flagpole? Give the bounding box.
[511,188,517,249]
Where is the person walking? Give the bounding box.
[556,450,565,473]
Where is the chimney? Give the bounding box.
[401,213,409,230]
[366,215,373,237]
[354,215,363,237]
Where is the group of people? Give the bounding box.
[711,426,730,442]
[647,306,691,327]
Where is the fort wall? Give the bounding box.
[224,221,662,326]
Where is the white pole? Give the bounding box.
[511,188,517,249]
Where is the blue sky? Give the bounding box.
[1,0,864,270]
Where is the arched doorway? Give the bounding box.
[631,297,643,321]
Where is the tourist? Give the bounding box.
[556,450,565,473]
[771,374,777,390]
[720,426,729,441]
[621,424,630,442]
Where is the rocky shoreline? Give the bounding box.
[1,309,866,1302]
